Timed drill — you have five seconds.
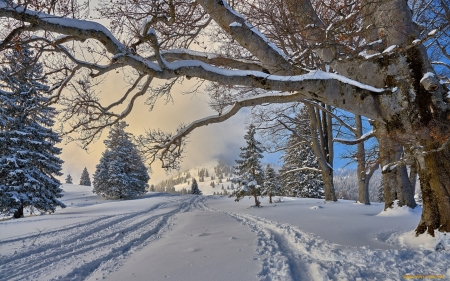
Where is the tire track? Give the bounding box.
[0,196,200,281]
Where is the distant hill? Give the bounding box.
[149,159,386,202]
[148,159,236,196]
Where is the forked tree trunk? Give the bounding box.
[306,104,337,201]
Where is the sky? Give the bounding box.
[58,74,250,185]
[57,71,357,186]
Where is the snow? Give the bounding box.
[382,45,397,53]
[1,184,449,280]
[420,72,435,83]
[428,29,438,36]
[229,22,242,27]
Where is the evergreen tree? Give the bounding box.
[231,124,265,206]
[65,174,73,184]
[262,165,282,203]
[279,135,324,198]
[93,121,149,199]
[0,46,65,218]
[79,167,91,186]
[190,178,202,195]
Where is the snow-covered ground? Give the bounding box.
[1,184,449,281]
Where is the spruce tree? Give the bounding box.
[65,174,73,184]
[279,110,324,199]
[262,165,281,203]
[93,121,149,199]
[79,167,91,186]
[231,124,265,207]
[0,46,65,218]
[190,178,202,195]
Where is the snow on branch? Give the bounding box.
[333,130,375,145]
[196,0,295,75]
[0,0,126,54]
[281,167,321,176]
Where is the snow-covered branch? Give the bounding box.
[333,130,375,145]
[281,167,321,175]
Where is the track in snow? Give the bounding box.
[0,196,201,281]
[196,197,449,281]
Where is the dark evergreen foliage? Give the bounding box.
[0,46,65,218]
[231,124,265,206]
[279,110,324,199]
[79,167,91,186]
[190,178,202,195]
[262,165,282,203]
[93,121,149,199]
[65,174,73,184]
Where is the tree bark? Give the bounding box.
[306,104,337,201]
[356,115,370,205]
[253,192,260,207]
[415,148,450,235]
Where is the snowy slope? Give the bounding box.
[1,184,449,281]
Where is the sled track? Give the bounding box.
[196,198,449,281]
[0,196,201,281]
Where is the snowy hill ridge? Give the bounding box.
[151,159,384,202]
[149,159,236,196]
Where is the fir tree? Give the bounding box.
[262,165,282,203]
[93,121,149,199]
[191,178,202,195]
[65,174,73,184]
[231,124,265,207]
[0,46,65,218]
[279,110,324,199]
[79,167,91,186]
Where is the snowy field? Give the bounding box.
[1,184,449,281]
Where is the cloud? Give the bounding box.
[58,76,250,184]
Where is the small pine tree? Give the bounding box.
[0,46,65,218]
[93,121,149,199]
[65,174,73,184]
[231,124,265,207]
[262,165,282,203]
[191,178,202,195]
[79,167,91,186]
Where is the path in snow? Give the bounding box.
[196,197,450,281]
[0,196,199,281]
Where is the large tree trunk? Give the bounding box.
[415,148,450,235]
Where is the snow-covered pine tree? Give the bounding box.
[190,178,202,195]
[279,110,324,199]
[93,121,149,199]
[231,124,265,207]
[262,165,281,203]
[0,46,65,218]
[79,167,91,186]
[65,174,73,184]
